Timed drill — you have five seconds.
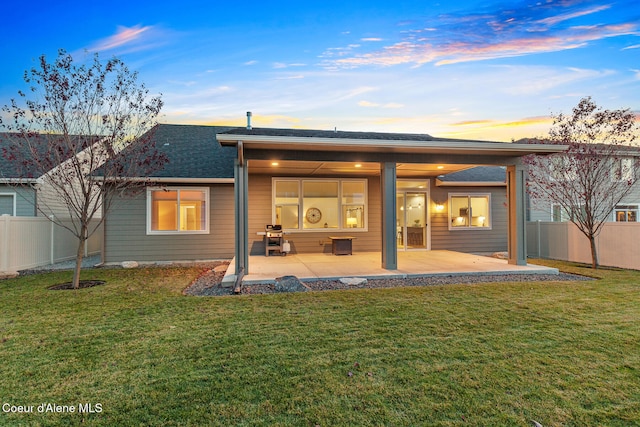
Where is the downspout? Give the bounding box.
[233,267,244,294]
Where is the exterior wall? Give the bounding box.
[248,174,507,255]
[528,176,640,222]
[36,178,103,219]
[430,182,508,253]
[104,184,235,263]
[247,174,381,254]
[0,185,37,216]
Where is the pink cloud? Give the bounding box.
[323,2,638,69]
[330,23,636,68]
[85,25,163,54]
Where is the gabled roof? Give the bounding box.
[0,134,24,179]
[0,132,90,181]
[221,127,446,142]
[114,124,237,181]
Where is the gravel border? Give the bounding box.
[186,270,594,297]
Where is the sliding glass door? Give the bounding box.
[396,181,430,250]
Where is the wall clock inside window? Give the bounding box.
[305,207,322,224]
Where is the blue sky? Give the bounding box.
[1,0,638,141]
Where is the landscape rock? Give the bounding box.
[213,264,228,273]
[339,277,368,286]
[121,261,139,269]
[491,252,509,259]
[274,275,310,293]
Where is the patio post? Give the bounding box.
[234,141,249,275]
[381,162,397,269]
[507,164,527,265]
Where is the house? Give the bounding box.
[0,133,104,219]
[103,122,566,276]
[103,124,237,263]
[524,140,640,223]
[0,133,46,216]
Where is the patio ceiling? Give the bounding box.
[248,159,478,177]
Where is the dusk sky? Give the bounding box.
[1,0,638,141]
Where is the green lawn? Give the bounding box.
[0,261,638,426]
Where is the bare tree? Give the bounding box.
[525,97,640,268]
[1,49,167,288]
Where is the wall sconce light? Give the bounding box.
[435,203,445,212]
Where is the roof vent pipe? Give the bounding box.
[246,111,252,130]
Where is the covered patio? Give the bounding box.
[217,126,567,283]
[222,250,558,285]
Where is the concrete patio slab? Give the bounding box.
[222,250,558,286]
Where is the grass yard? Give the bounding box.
[0,260,639,426]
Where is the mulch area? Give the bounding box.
[48,280,106,290]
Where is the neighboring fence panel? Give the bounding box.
[527,221,640,270]
[0,215,102,272]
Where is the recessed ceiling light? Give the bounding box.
[271,162,279,166]
[437,165,444,169]
[355,163,362,168]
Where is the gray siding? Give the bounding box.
[0,185,37,216]
[430,183,508,253]
[528,180,640,222]
[248,174,506,255]
[104,184,234,263]
[248,174,382,254]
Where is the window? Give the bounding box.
[303,181,339,229]
[552,204,568,222]
[273,178,367,231]
[614,205,638,222]
[611,158,634,182]
[274,180,300,229]
[147,187,209,234]
[551,203,585,222]
[0,193,16,216]
[342,181,366,229]
[449,194,491,229]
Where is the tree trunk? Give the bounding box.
[72,225,88,289]
[589,234,599,269]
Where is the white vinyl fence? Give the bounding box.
[0,215,102,272]
[527,221,640,270]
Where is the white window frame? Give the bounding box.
[551,203,586,222]
[448,193,492,230]
[611,158,634,182]
[272,178,368,232]
[0,193,17,216]
[146,187,210,235]
[612,204,639,222]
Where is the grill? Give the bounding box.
[265,225,285,256]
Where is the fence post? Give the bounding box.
[1,215,9,271]
[49,215,55,265]
[537,220,541,258]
